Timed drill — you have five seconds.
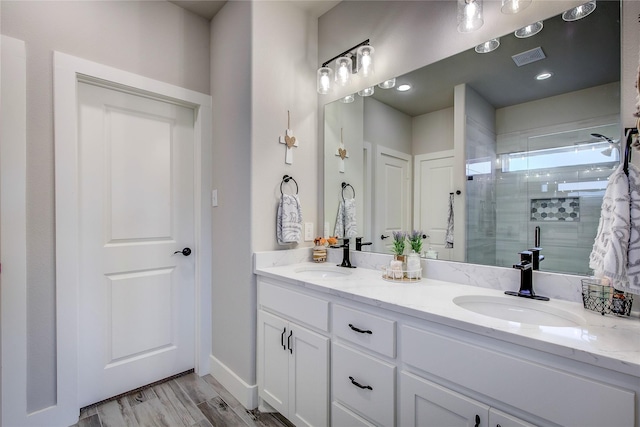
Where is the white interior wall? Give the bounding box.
[412,108,455,155]
[209,0,254,402]
[0,0,210,412]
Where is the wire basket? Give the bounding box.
[581,278,634,317]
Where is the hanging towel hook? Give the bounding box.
[280,175,298,195]
[341,182,355,202]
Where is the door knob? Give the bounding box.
[173,247,192,256]
[381,234,389,240]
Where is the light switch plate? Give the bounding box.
[304,222,314,241]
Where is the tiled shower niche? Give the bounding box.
[531,197,580,222]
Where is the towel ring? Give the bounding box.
[280,175,298,195]
[341,182,355,202]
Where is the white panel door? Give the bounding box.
[374,146,411,253]
[415,153,454,260]
[78,82,195,407]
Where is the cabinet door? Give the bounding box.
[289,323,330,427]
[489,408,536,427]
[400,372,489,427]
[258,310,289,416]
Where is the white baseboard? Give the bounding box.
[209,354,258,409]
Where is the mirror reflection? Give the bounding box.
[323,1,620,275]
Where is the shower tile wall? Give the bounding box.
[466,117,497,266]
[495,126,614,276]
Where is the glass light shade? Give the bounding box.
[334,56,353,87]
[562,1,596,21]
[378,78,396,89]
[340,94,355,103]
[500,0,531,14]
[358,86,375,97]
[357,45,375,77]
[514,21,543,38]
[475,38,500,54]
[397,84,411,92]
[316,67,333,95]
[457,0,483,33]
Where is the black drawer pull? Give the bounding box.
[287,330,293,354]
[348,324,372,334]
[474,414,480,427]
[281,327,286,350]
[349,376,373,390]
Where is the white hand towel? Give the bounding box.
[334,200,345,238]
[626,163,640,293]
[276,194,302,244]
[334,198,357,238]
[589,163,640,293]
[445,193,454,248]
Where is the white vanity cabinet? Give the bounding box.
[331,304,397,426]
[400,371,534,427]
[257,279,330,427]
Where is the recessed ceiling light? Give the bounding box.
[514,21,543,38]
[397,84,412,92]
[562,1,596,22]
[378,78,396,89]
[535,72,553,80]
[475,38,500,54]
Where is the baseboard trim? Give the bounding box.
[209,354,258,409]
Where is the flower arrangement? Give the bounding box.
[409,230,424,254]
[391,231,407,256]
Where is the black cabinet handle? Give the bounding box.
[474,414,480,427]
[281,327,286,350]
[348,324,372,334]
[381,234,389,240]
[348,376,373,390]
[287,330,293,354]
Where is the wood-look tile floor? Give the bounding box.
[71,373,294,427]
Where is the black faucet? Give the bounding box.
[528,247,545,270]
[355,237,372,251]
[337,238,356,268]
[505,250,549,301]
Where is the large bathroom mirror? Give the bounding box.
[324,1,621,276]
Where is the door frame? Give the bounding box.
[54,52,212,424]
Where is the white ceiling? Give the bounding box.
[168,0,340,21]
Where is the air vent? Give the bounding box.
[511,47,546,67]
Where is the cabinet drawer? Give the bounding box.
[333,304,396,358]
[401,325,634,427]
[258,279,329,332]
[333,342,395,426]
[331,402,376,427]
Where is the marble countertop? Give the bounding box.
[255,261,640,377]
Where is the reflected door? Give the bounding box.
[415,152,454,260]
[77,82,195,406]
[374,146,411,253]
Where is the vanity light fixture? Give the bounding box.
[535,71,553,80]
[501,0,531,14]
[457,0,483,33]
[475,38,500,54]
[378,78,396,89]
[316,39,374,95]
[358,86,375,97]
[397,84,412,92]
[317,67,333,95]
[514,21,543,38]
[335,56,353,87]
[562,1,596,21]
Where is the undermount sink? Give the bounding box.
[294,265,353,278]
[453,295,585,327]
